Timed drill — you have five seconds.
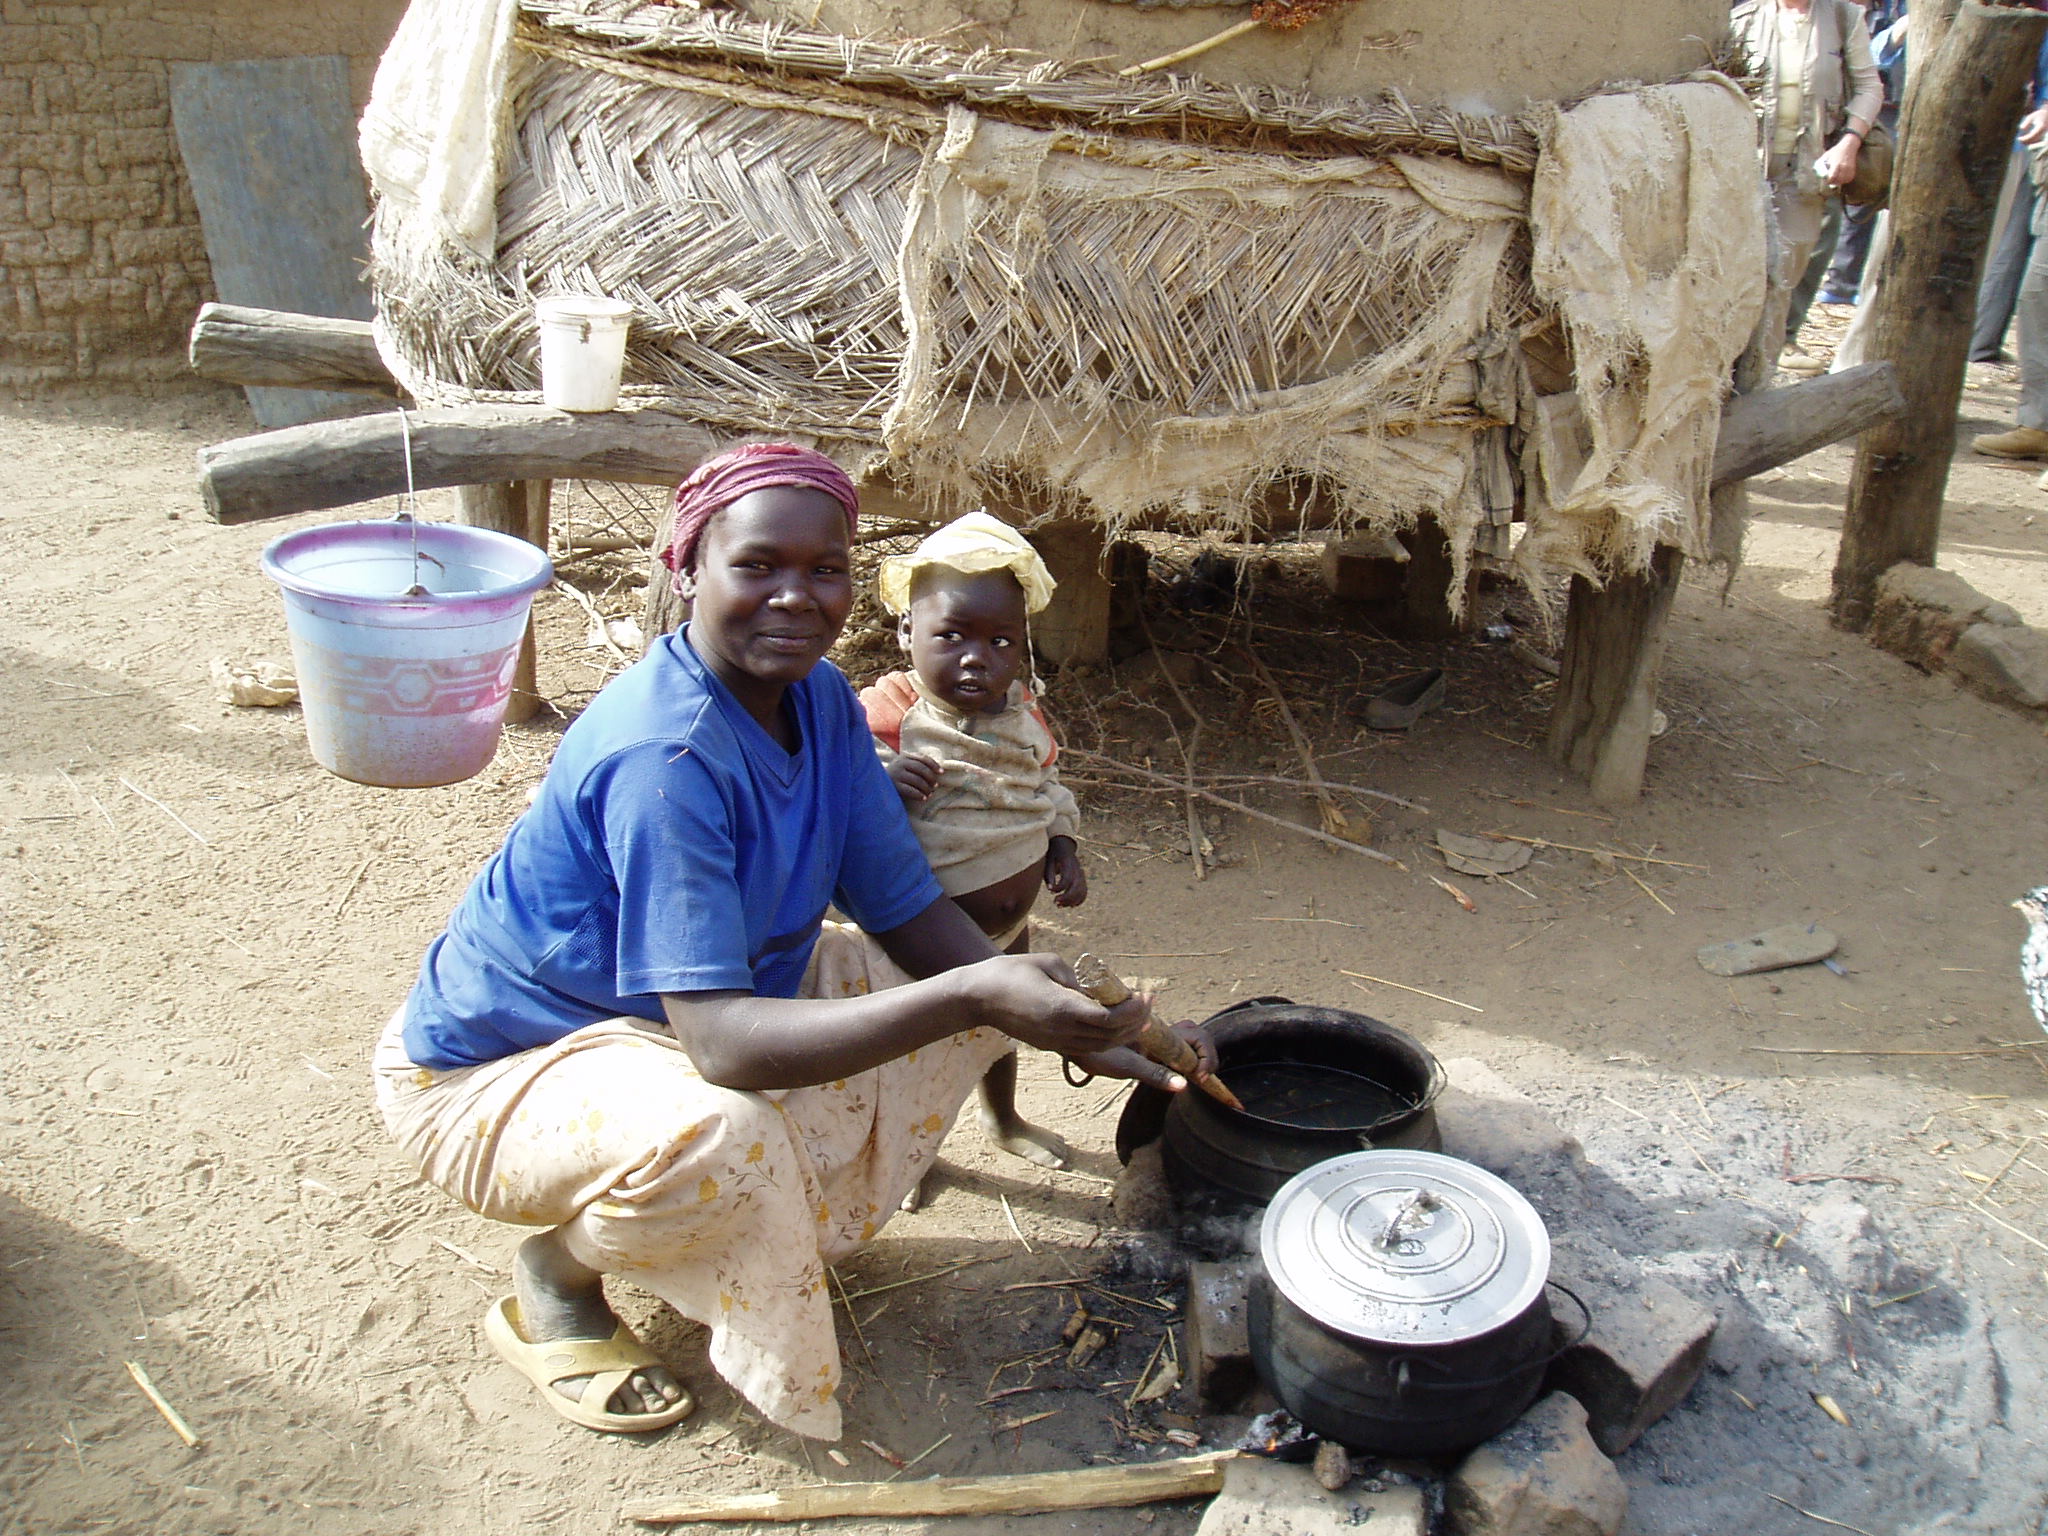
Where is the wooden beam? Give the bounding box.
[1708,362,1904,486]
[1546,545,1686,806]
[197,405,725,524]
[188,302,397,395]
[621,1452,1235,1525]
[1831,0,2048,630]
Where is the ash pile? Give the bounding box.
[1109,1039,1970,1536]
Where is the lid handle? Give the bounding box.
[1376,1189,1443,1251]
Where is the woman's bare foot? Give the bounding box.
[975,1052,1071,1169]
[513,1229,686,1417]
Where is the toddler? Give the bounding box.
[861,512,1085,1177]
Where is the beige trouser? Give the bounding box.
[373,922,1010,1439]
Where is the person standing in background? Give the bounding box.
[1970,33,2048,364]
[1732,0,1884,374]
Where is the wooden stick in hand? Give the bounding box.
[1073,954,1245,1111]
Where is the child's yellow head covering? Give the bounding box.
[877,511,1058,616]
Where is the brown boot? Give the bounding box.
[1970,425,2048,459]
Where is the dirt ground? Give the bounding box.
[3,332,2045,1536]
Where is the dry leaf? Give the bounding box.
[1132,1358,1181,1404]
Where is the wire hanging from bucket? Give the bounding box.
[395,407,429,598]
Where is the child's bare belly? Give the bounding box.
[952,861,1045,949]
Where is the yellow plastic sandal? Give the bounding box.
[483,1295,694,1433]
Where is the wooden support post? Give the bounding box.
[457,481,551,722]
[1831,0,2048,631]
[1709,363,1905,486]
[1546,546,1685,806]
[1030,519,1112,667]
[1397,516,1478,636]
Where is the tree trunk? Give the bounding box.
[1831,0,2048,630]
[1545,546,1685,806]
[456,481,551,723]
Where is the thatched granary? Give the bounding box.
[365,0,1761,596]
[190,0,1790,798]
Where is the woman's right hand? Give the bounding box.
[960,953,1146,1060]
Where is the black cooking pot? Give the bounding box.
[1116,998,1445,1213]
[1249,1151,1578,1459]
[1249,1276,1555,1458]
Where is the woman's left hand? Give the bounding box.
[1817,136,1860,188]
[1069,1019,1218,1092]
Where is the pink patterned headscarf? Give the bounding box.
[659,444,860,592]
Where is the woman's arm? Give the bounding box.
[662,897,1149,1091]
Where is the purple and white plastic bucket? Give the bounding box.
[261,518,553,788]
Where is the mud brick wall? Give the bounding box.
[0,1,404,390]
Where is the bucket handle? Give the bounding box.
[1389,1282,1592,1397]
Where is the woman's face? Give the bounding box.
[683,487,853,710]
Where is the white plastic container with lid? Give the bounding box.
[534,295,634,411]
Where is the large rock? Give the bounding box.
[1868,564,2021,673]
[1949,622,2048,709]
[1446,1393,1627,1536]
[1196,1454,1427,1536]
[1543,1234,1718,1455]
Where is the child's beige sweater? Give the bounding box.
[859,671,1080,896]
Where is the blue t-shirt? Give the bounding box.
[400,630,944,1069]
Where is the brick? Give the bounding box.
[1950,622,2048,710]
[1542,1233,1717,1456]
[1185,1259,1258,1410]
[1321,532,1409,601]
[49,177,156,223]
[1446,1393,1626,1536]
[109,227,198,267]
[9,130,83,175]
[1196,1455,1427,1536]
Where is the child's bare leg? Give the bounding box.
[975,1047,1071,1168]
[976,922,1071,1168]
[902,923,1066,1212]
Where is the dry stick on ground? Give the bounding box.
[1240,646,1352,841]
[1063,771,1423,814]
[1477,830,1705,868]
[1066,752,1407,870]
[623,1452,1237,1524]
[1750,1043,2048,1057]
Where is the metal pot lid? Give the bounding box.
[1259,1150,1550,1345]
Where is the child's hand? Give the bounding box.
[1045,836,1087,907]
[888,753,941,804]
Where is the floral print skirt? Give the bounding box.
[372,922,1009,1439]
